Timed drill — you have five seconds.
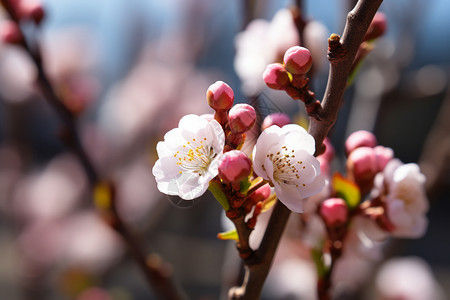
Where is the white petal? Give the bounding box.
[300,175,325,198]
[282,124,315,155]
[162,127,185,150]
[175,173,209,200]
[208,119,226,153]
[273,182,304,213]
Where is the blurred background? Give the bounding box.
[0,0,449,299]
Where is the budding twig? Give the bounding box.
[228,0,384,299]
[1,1,185,298]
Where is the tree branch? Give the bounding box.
[228,0,384,298]
[309,0,384,155]
[1,1,185,298]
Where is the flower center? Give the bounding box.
[265,145,306,188]
[174,137,216,176]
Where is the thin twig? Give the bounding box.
[419,86,450,199]
[1,1,185,298]
[309,0,384,155]
[228,0,384,298]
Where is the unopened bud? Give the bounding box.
[317,156,330,177]
[374,145,394,172]
[320,198,348,226]
[263,63,290,90]
[228,104,256,133]
[0,21,23,44]
[218,150,252,184]
[364,12,387,41]
[206,81,234,111]
[247,183,271,204]
[261,113,290,131]
[319,137,335,162]
[20,0,45,25]
[283,46,313,75]
[345,130,377,156]
[347,146,378,184]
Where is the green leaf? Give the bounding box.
[217,229,239,241]
[311,247,327,279]
[208,180,230,211]
[239,177,252,195]
[332,173,361,209]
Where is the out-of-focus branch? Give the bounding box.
[100,182,186,300]
[419,87,450,199]
[228,200,291,300]
[228,0,383,299]
[309,0,384,155]
[1,1,185,298]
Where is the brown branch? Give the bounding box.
[228,200,291,299]
[309,0,384,155]
[419,86,450,199]
[1,2,185,298]
[105,182,186,300]
[228,0,384,299]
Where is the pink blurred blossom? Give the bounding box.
[234,9,299,95]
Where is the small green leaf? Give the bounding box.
[332,173,361,209]
[217,229,239,241]
[208,180,230,211]
[311,247,327,279]
[239,177,252,195]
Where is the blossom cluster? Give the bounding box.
[152,33,430,298]
[152,80,325,217]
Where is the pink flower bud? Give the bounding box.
[345,130,377,156]
[364,12,387,41]
[347,146,378,183]
[263,63,290,90]
[320,198,348,226]
[374,145,394,172]
[261,113,291,131]
[228,104,256,133]
[319,137,335,162]
[218,150,252,183]
[317,156,330,177]
[20,0,45,25]
[283,46,313,75]
[206,81,234,111]
[247,183,271,204]
[0,20,23,44]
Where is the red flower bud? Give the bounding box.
[346,146,378,191]
[320,198,348,226]
[283,46,313,75]
[228,104,256,133]
[364,12,387,41]
[206,81,234,111]
[263,63,291,90]
[374,145,394,172]
[218,150,252,183]
[20,0,45,25]
[319,137,335,162]
[0,20,23,45]
[345,130,377,156]
[261,113,291,131]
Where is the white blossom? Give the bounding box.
[152,114,225,200]
[378,159,429,238]
[234,9,299,95]
[252,125,324,212]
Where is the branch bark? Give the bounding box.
[1,2,185,298]
[309,0,384,155]
[228,0,383,298]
